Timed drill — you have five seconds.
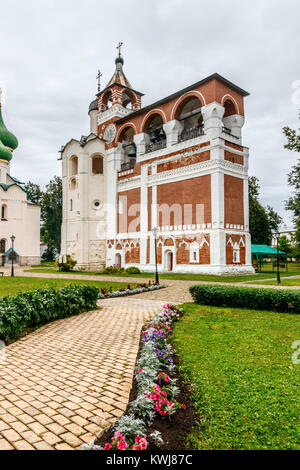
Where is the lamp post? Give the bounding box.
[275,230,281,285]
[152,227,159,285]
[10,235,15,278]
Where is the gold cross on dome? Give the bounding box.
[116,41,123,57]
[96,69,102,92]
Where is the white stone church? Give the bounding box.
[0,91,40,266]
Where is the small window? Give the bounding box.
[70,199,73,211]
[70,156,78,176]
[189,242,199,263]
[0,239,6,254]
[92,156,103,175]
[233,243,240,263]
[70,178,76,190]
[1,205,7,221]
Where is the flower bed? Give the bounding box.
[98,281,163,299]
[84,304,193,451]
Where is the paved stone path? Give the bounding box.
[0,298,166,450]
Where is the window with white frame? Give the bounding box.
[233,242,240,263]
[189,241,199,263]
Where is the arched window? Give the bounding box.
[92,156,103,175]
[233,242,240,263]
[70,178,76,191]
[144,114,166,154]
[70,156,78,176]
[0,239,6,254]
[176,96,203,142]
[1,204,7,221]
[122,90,136,110]
[101,90,113,110]
[222,99,237,135]
[119,127,136,169]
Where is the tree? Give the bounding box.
[278,235,293,259]
[283,118,300,260]
[25,176,62,258]
[248,176,282,245]
[41,176,62,254]
[24,181,44,205]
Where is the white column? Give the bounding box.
[150,184,157,265]
[163,120,184,146]
[134,133,148,160]
[89,110,98,134]
[201,102,224,139]
[140,165,148,265]
[243,177,249,232]
[210,171,225,267]
[223,114,244,143]
[78,150,89,266]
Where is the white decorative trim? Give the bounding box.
[170,90,207,120]
[140,108,168,131]
[97,105,132,125]
[221,94,240,115]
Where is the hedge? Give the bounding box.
[0,284,99,342]
[189,284,300,313]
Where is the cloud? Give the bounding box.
[0,0,299,226]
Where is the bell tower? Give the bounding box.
[95,44,144,133]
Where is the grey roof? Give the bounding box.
[116,73,250,125]
[89,98,98,113]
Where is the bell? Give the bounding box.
[128,142,137,159]
[159,127,166,140]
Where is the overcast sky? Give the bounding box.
[1,0,299,226]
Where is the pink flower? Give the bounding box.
[138,369,143,373]
[117,440,129,450]
[104,443,111,450]
[182,403,187,410]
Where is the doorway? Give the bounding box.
[115,253,122,268]
[165,251,173,272]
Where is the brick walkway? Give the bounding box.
[0,298,166,450]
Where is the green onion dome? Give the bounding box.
[0,103,18,152]
[0,138,12,162]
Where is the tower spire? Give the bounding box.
[116,41,123,57]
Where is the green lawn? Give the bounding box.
[0,277,138,298]
[258,278,300,287]
[25,264,300,284]
[173,303,300,450]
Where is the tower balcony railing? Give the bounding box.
[120,160,136,171]
[222,126,239,139]
[178,125,205,143]
[145,139,167,154]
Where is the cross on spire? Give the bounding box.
[96,69,102,93]
[116,41,123,57]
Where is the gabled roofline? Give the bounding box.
[116,73,249,124]
[96,82,144,98]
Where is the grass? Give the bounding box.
[258,279,300,287]
[173,303,300,450]
[24,263,300,283]
[0,277,138,298]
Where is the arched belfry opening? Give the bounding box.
[176,96,204,142]
[144,114,166,154]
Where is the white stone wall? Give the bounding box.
[60,137,107,270]
[0,184,40,265]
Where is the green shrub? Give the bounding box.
[0,284,99,342]
[101,265,125,274]
[54,255,77,272]
[189,284,300,313]
[125,266,141,274]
